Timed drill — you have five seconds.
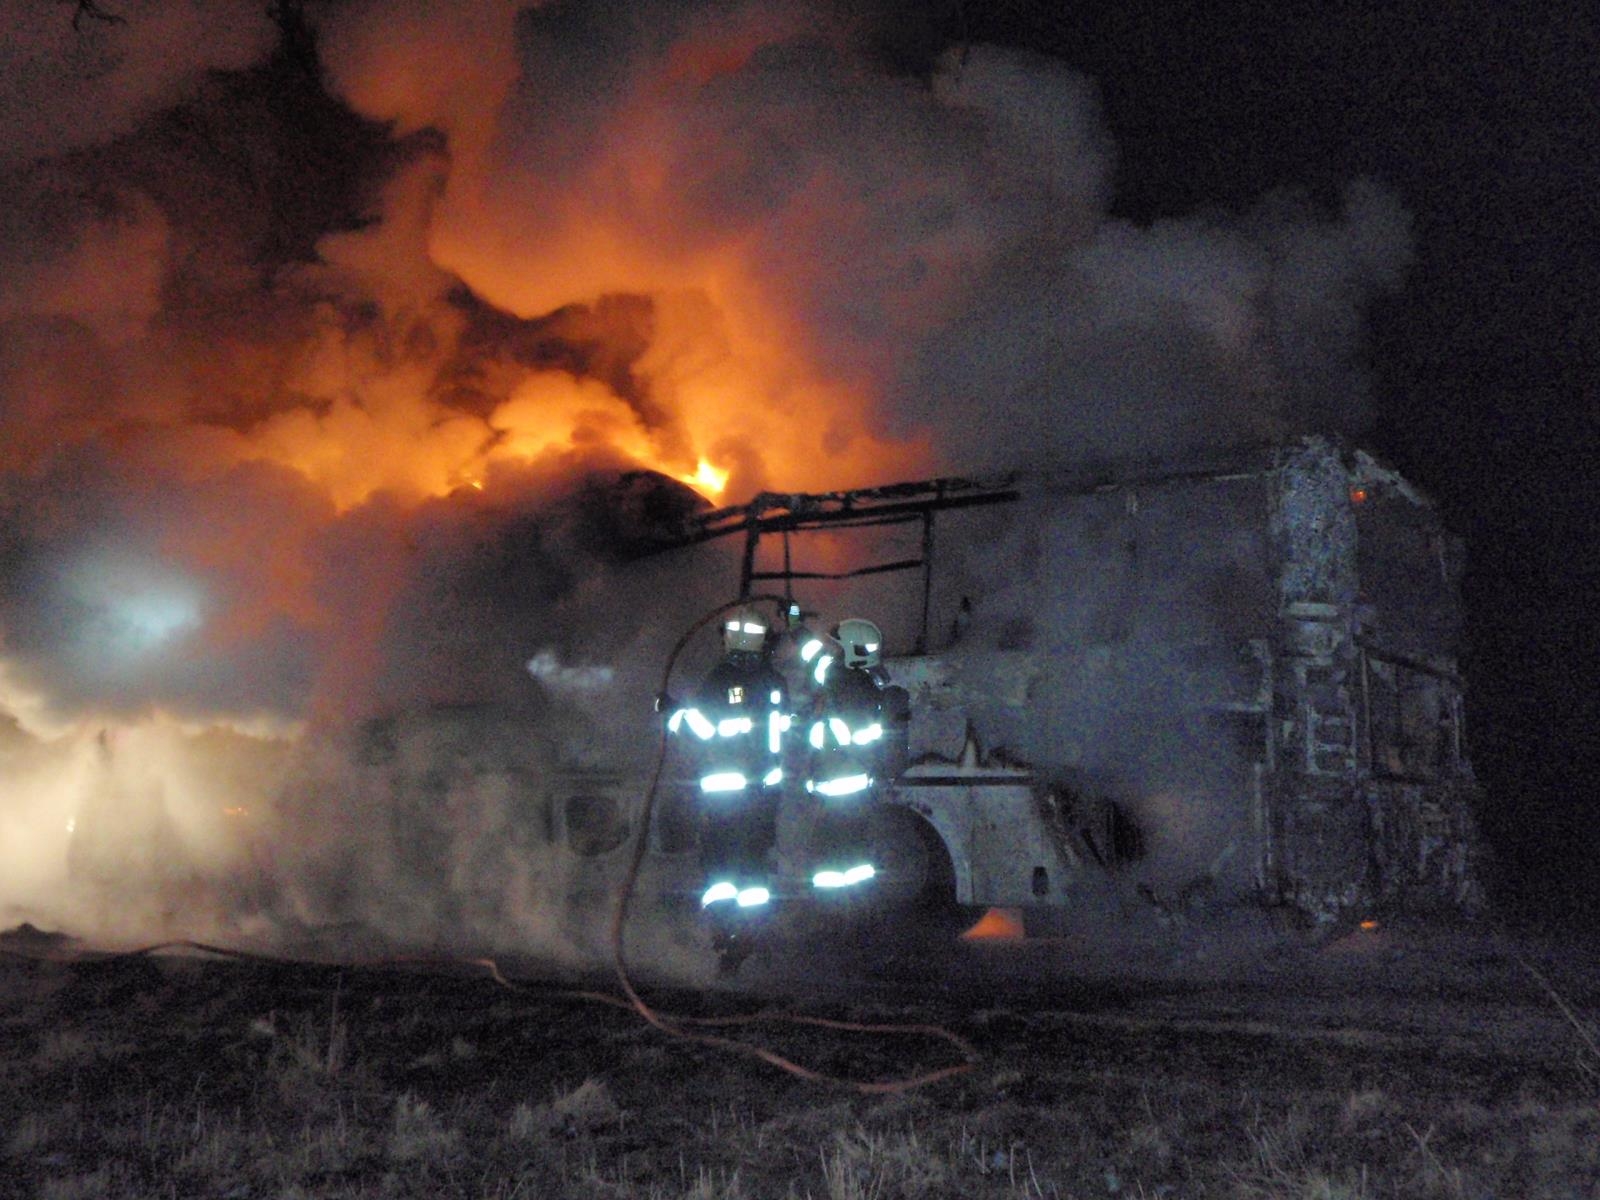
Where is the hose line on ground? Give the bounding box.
[606,594,979,1093]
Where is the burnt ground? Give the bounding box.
[2,913,1598,1199]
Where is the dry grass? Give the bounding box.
[1518,951,1600,1091]
[2,947,1598,1198]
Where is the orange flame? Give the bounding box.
[681,458,729,498]
[204,44,942,516]
[960,907,1026,941]
[225,367,747,509]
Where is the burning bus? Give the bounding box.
[601,434,1484,934]
[34,436,1483,953]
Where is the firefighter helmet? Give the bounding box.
[722,606,768,654]
[833,617,882,669]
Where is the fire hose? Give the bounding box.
[605,593,978,1092]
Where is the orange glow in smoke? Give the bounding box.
[209,269,931,512]
[240,361,920,510]
[228,369,746,509]
[406,87,938,509]
[1359,918,1379,931]
[207,19,942,517]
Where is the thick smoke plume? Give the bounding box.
[0,0,1409,956]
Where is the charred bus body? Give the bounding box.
[635,436,1483,930]
[48,438,1483,946]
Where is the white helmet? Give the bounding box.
[833,617,882,669]
[722,606,768,654]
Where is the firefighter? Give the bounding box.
[665,605,791,919]
[801,617,888,893]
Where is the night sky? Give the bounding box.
[932,1,1600,921]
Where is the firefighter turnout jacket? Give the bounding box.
[669,651,791,795]
[805,659,885,799]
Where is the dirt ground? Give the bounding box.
[2,910,1598,1199]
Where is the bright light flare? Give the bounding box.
[63,552,205,671]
